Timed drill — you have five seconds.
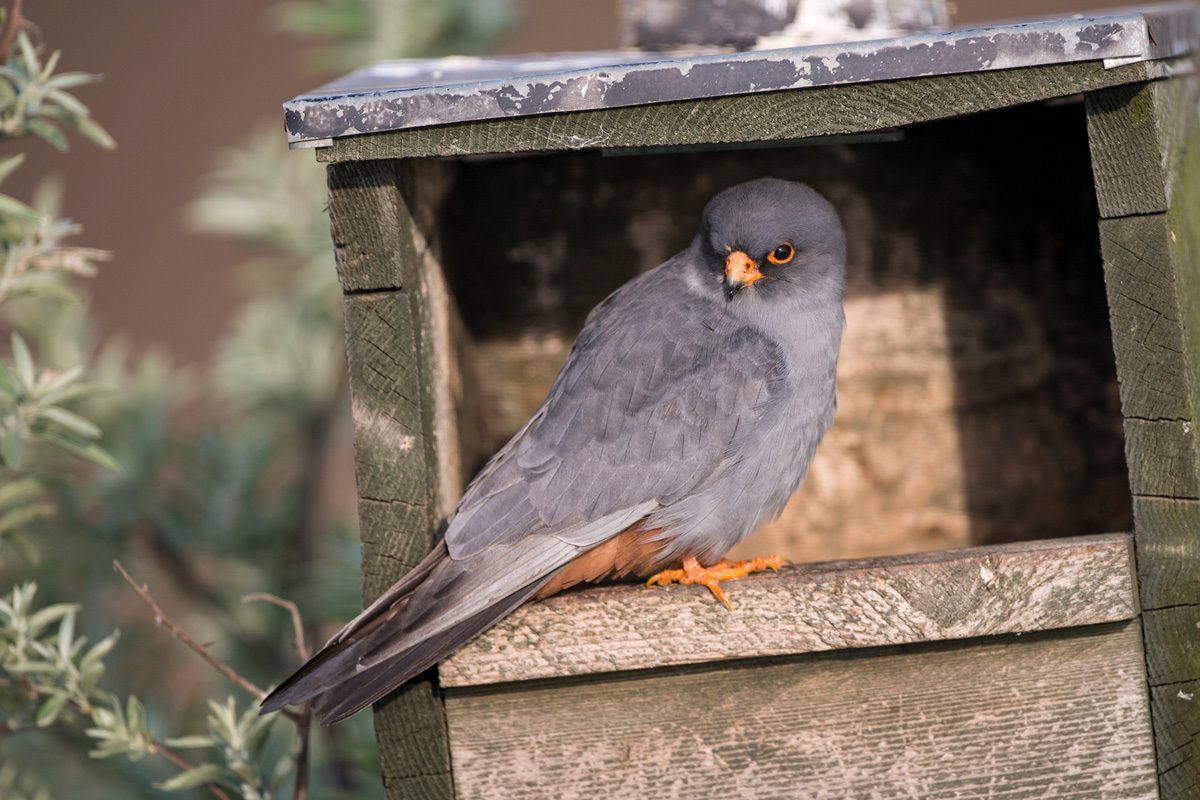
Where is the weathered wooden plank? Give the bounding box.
[327,160,412,292]
[343,292,441,595]
[446,621,1157,800]
[319,60,1157,162]
[332,159,456,798]
[1170,98,1200,423]
[372,680,455,799]
[1132,497,1200,608]
[1086,74,1197,219]
[1152,679,1200,797]
[1089,71,1200,800]
[1143,605,1200,688]
[1098,213,1194,422]
[1086,81,1163,216]
[1143,603,1200,796]
[1124,418,1200,500]
[440,534,1135,687]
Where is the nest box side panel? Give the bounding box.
[1087,74,1200,799]
[327,158,458,800]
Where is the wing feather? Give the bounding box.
[445,265,787,560]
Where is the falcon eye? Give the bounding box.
[768,243,794,264]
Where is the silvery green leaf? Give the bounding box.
[11,333,33,388]
[0,153,24,184]
[26,119,67,152]
[1,426,22,469]
[0,503,56,536]
[155,763,224,792]
[0,192,40,221]
[37,49,60,83]
[61,112,115,150]
[17,32,39,78]
[0,475,42,508]
[38,431,121,473]
[56,607,75,658]
[34,691,67,727]
[163,734,215,749]
[31,364,83,398]
[42,71,102,91]
[125,695,146,734]
[26,602,77,637]
[38,405,101,439]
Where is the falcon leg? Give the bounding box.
[646,554,784,610]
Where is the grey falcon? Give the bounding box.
[262,177,847,724]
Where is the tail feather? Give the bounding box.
[260,541,450,714]
[262,510,644,723]
[310,581,542,724]
[260,536,574,722]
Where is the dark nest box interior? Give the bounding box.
[439,104,1130,563]
[286,5,1200,799]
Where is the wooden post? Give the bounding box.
[326,158,460,799]
[1086,75,1200,799]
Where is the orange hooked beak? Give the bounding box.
[724,250,766,301]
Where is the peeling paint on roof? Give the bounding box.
[284,3,1199,146]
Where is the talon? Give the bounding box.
[646,568,684,587]
[645,554,784,609]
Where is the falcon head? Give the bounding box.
[692,178,846,308]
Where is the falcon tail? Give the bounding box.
[260,541,542,725]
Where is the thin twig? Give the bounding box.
[113,560,267,701]
[293,709,311,800]
[0,0,24,63]
[241,591,312,800]
[152,740,234,800]
[242,593,310,661]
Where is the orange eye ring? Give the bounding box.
[768,243,794,264]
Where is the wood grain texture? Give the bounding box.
[1088,71,1200,799]
[1124,418,1200,500]
[1152,679,1200,798]
[1143,603,1200,796]
[1087,81,1166,218]
[1086,74,1198,219]
[318,60,1156,162]
[1132,497,1200,609]
[327,160,412,292]
[445,621,1157,800]
[439,534,1136,687]
[1143,605,1200,688]
[342,291,442,597]
[331,160,455,798]
[1098,213,1195,422]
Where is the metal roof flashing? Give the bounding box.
[284,2,1200,148]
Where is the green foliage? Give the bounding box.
[156,698,286,799]
[2,583,295,800]
[0,29,116,565]
[0,29,114,151]
[2,0,522,797]
[274,0,513,71]
[0,582,115,729]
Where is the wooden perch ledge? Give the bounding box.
[440,533,1137,687]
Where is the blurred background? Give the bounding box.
[0,1,1136,798]
[11,0,1130,366]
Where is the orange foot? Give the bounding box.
[646,554,784,610]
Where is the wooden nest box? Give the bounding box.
[285,4,1200,797]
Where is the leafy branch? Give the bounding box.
[0,576,314,800]
[0,10,114,151]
